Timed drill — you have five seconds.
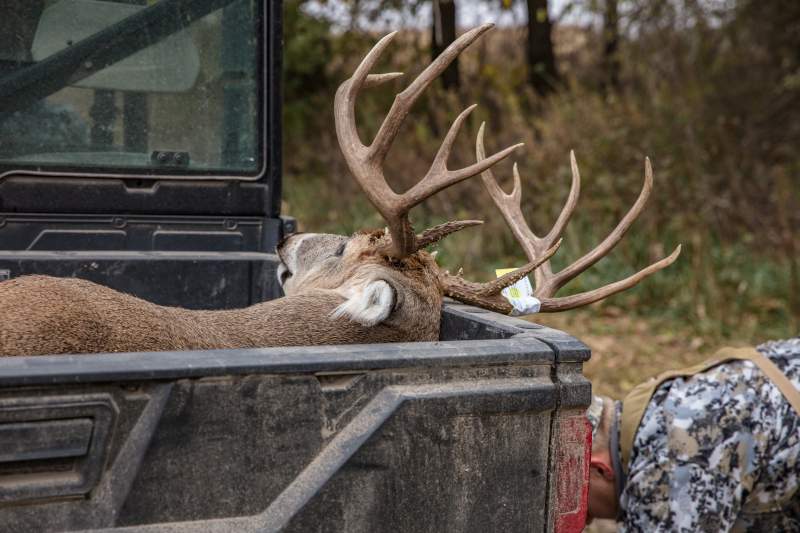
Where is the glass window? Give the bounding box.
[0,0,261,177]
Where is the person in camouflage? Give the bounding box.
[586,337,800,531]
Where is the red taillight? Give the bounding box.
[554,413,591,533]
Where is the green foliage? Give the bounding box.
[282,0,335,173]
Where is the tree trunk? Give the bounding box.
[431,0,459,89]
[525,0,557,95]
[602,0,621,90]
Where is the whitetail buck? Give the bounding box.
[0,24,550,357]
[0,25,680,357]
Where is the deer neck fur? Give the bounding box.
[0,229,448,356]
[0,267,442,357]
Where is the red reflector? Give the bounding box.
[554,413,591,533]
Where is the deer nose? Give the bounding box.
[276,233,309,288]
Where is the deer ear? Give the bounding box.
[331,279,396,327]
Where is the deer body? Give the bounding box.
[0,233,445,356]
[0,278,435,356]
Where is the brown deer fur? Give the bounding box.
[0,231,443,356]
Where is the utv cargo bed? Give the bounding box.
[0,300,590,533]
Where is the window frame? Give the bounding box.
[0,0,269,182]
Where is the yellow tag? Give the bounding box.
[495,267,541,315]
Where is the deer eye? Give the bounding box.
[334,241,347,257]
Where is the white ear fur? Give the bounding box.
[331,280,395,327]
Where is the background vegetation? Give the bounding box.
[282,0,799,396]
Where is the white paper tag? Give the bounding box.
[495,268,541,316]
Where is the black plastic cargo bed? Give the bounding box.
[0,300,590,533]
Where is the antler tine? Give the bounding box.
[478,239,562,295]
[538,244,682,311]
[362,72,405,89]
[439,240,562,314]
[477,123,537,260]
[477,127,681,313]
[544,150,581,252]
[416,220,484,249]
[336,31,400,153]
[477,123,578,288]
[405,106,524,206]
[334,32,402,216]
[547,157,653,293]
[334,25,523,259]
[368,24,494,164]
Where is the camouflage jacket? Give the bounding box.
[619,337,800,532]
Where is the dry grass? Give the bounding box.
[530,307,716,398]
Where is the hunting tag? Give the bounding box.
[495,268,541,316]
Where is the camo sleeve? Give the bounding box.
[618,357,780,532]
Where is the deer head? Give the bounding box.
[273,24,554,329]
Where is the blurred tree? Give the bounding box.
[282,0,336,174]
[525,0,558,95]
[601,0,619,89]
[431,0,459,89]
[501,0,559,95]
[283,0,334,104]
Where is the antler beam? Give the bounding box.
[439,240,563,314]
[334,23,523,258]
[476,124,681,312]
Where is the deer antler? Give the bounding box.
[334,23,523,259]
[475,123,681,312]
[438,239,563,314]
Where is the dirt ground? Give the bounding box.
[531,308,719,398]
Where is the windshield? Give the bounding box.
[0,0,261,178]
